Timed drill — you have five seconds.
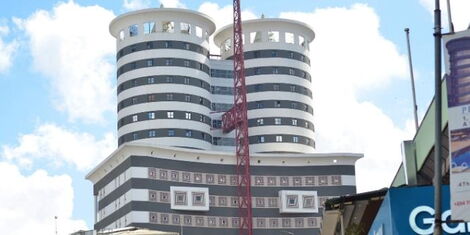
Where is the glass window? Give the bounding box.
[257,119,264,125]
[143,22,156,34]
[275,118,281,125]
[148,94,156,102]
[290,85,296,92]
[185,112,191,119]
[184,77,190,84]
[289,69,295,75]
[132,115,138,122]
[199,97,204,104]
[184,60,190,67]
[293,136,299,143]
[276,136,283,142]
[292,119,298,126]
[291,103,297,109]
[299,35,305,47]
[162,21,174,33]
[146,42,153,49]
[129,24,138,37]
[223,38,232,52]
[148,112,155,119]
[273,68,279,74]
[180,22,191,34]
[167,111,174,118]
[254,51,260,58]
[148,77,155,84]
[165,59,173,66]
[166,93,173,100]
[255,68,261,75]
[132,97,138,104]
[285,32,294,44]
[258,136,265,143]
[168,129,175,136]
[271,51,278,57]
[166,76,173,83]
[185,130,192,137]
[268,31,279,42]
[149,130,156,137]
[147,59,153,67]
[305,122,309,128]
[119,30,125,41]
[256,101,263,109]
[275,101,281,108]
[250,31,262,43]
[185,95,191,102]
[164,41,172,48]
[273,84,280,90]
[184,43,190,50]
[133,133,138,140]
[195,26,203,38]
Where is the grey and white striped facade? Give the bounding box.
[87,7,362,235]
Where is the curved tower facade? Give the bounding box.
[111,8,216,150]
[214,19,315,153]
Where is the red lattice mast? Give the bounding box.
[221,0,253,234]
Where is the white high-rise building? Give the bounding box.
[87,8,362,235]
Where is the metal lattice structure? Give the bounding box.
[221,0,253,234]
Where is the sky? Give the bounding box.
[0,0,469,234]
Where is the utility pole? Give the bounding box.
[404,28,419,131]
[433,0,443,234]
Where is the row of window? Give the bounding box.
[221,31,310,52]
[118,93,211,111]
[117,58,210,77]
[118,75,210,94]
[211,117,314,131]
[245,66,311,81]
[120,21,208,41]
[118,128,315,148]
[211,83,312,98]
[118,110,211,128]
[117,40,209,60]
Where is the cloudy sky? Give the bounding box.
[0,0,469,234]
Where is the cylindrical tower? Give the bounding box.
[214,18,315,153]
[110,8,216,150]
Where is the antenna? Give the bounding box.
[404,28,419,131]
[446,0,455,33]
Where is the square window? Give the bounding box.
[182,172,191,182]
[148,112,155,119]
[149,190,157,201]
[160,191,169,202]
[292,119,298,126]
[275,101,281,108]
[148,77,155,84]
[255,197,265,207]
[185,130,192,137]
[267,177,276,186]
[319,176,328,185]
[208,217,216,227]
[195,26,203,37]
[132,97,138,104]
[254,84,261,92]
[184,77,190,84]
[306,176,315,185]
[275,118,282,125]
[285,32,295,44]
[184,43,190,50]
[143,22,156,34]
[149,130,156,137]
[147,59,153,67]
[185,112,191,119]
[180,22,191,34]
[258,136,265,143]
[231,197,239,206]
[192,192,205,206]
[271,50,278,57]
[290,85,296,92]
[256,101,263,109]
[195,216,204,226]
[159,170,168,180]
[293,136,299,143]
[168,129,175,136]
[184,216,192,225]
[219,218,228,227]
[146,41,153,49]
[332,175,342,185]
[289,68,295,75]
[295,218,304,228]
[132,133,138,140]
[171,171,179,181]
[293,177,302,186]
[217,175,226,184]
[254,51,260,58]
[268,31,279,42]
[268,198,278,207]
[184,60,190,67]
[161,214,169,224]
[282,218,292,228]
[162,21,174,33]
[280,177,289,186]
[250,31,262,43]
[185,95,191,102]
[149,212,158,223]
[256,218,266,228]
[129,24,138,37]
[172,215,181,225]
[303,195,316,209]
[194,173,202,183]
[276,136,283,142]
[167,111,174,118]
[148,94,156,101]
[206,174,214,184]
[286,195,298,208]
[174,191,187,205]
[165,59,173,66]
[218,196,227,206]
[257,119,264,125]
[270,218,279,228]
[254,176,264,185]
[132,115,138,122]
[273,84,280,90]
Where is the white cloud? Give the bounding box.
[198,2,257,54]
[123,0,152,11]
[281,4,413,192]
[0,162,87,235]
[18,1,116,123]
[0,25,19,74]
[159,0,186,8]
[420,0,470,31]
[2,124,116,171]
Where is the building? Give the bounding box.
[86,7,362,235]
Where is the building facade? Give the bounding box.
[87,7,362,235]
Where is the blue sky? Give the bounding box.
[0,0,469,234]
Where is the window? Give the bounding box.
[275,118,281,125]
[255,68,261,75]
[149,130,156,137]
[162,21,174,33]
[290,85,296,92]
[254,51,260,58]
[184,60,190,67]
[148,94,156,102]
[164,41,172,48]
[292,119,298,126]
[275,101,281,108]
[254,84,261,92]
[184,77,190,84]
[305,122,309,128]
[184,43,190,50]
[185,130,192,137]
[185,112,191,120]
[119,30,125,40]
[166,76,173,83]
[133,133,138,140]
[146,42,153,49]
[168,129,175,136]
[286,195,298,208]
[148,77,155,84]
[305,138,310,145]
[143,22,156,34]
[185,95,191,102]
[273,84,280,90]
[299,35,305,47]
[276,136,283,142]
[180,22,191,34]
[271,51,278,57]
[129,24,138,37]
[222,38,232,52]
[273,68,279,74]
[258,136,265,143]
[131,62,136,69]
[165,59,173,66]
[268,31,279,42]
[250,31,262,43]
[200,115,205,122]
[192,192,205,206]
[132,115,138,122]
[148,112,155,119]
[285,32,295,44]
[291,103,297,109]
[167,112,174,118]
[289,69,295,75]
[147,59,153,67]
[132,97,138,104]
[257,119,264,125]
[293,136,299,143]
[199,97,204,105]
[195,26,203,38]
[256,101,263,109]
[166,94,173,100]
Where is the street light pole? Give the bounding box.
[433,0,443,234]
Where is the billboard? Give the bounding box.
[445,29,470,222]
[368,186,470,235]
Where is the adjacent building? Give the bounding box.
[87,7,362,235]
